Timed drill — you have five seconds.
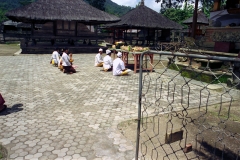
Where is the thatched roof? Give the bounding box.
[106,2,182,29]
[6,0,120,24]
[183,12,209,25]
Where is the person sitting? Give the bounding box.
[68,52,78,70]
[113,52,131,76]
[0,93,7,112]
[103,49,113,72]
[50,48,60,67]
[62,48,76,74]
[69,52,74,65]
[58,56,63,72]
[95,48,104,67]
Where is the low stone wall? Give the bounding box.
[201,27,240,51]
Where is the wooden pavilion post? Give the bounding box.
[191,0,199,38]
[75,22,77,37]
[113,28,116,44]
[31,22,36,45]
[130,26,133,45]
[53,21,57,36]
[31,22,34,36]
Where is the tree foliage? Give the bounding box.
[105,0,132,17]
[0,2,8,23]
[163,5,194,26]
[156,0,194,13]
[200,0,214,17]
[19,0,35,6]
[157,0,226,17]
[85,0,106,11]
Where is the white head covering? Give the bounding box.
[117,52,122,57]
[106,49,111,55]
[99,48,103,52]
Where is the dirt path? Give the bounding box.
[0,43,21,56]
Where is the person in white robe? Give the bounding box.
[50,48,60,66]
[113,52,131,76]
[62,48,76,74]
[103,49,113,71]
[95,48,104,67]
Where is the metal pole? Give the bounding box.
[135,51,145,160]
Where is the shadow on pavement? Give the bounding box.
[0,103,23,116]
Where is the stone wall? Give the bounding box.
[200,27,240,51]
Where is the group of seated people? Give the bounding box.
[95,48,131,76]
[50,48,76,74]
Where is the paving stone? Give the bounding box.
[0,54,236,160]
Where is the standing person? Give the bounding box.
[103,49,113,72]
[95,48,104,67]
[113,52,131,76]
[50,48,60,66]
[62,48,76,74]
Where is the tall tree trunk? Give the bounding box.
[168,0,172,8]
[192,0,199,38]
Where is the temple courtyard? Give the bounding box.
[0,50,239,160]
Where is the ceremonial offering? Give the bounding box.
[132,46,149,52]
[115,41,124,49]
[120,45,132,51]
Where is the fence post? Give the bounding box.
[135,51,146,160]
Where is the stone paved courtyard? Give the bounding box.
[0,54,140,160]
[0,54,239,160]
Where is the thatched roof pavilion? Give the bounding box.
[108,1,182,29]
[183,12,209,25]
[105,0,182,46]
[183,11,209,36]
[6,0,120,24]
[4,0,121,53]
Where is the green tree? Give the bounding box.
[86,0,106,11]
[19,0,35,6]
[163,5,194,26]
[105,0,132,17]
[0,3,8,23]
[200,0,214,17]
[155,0,194,13]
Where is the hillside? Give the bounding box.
[0,0,133,23]
[105,0,132,17]
[0,0,21,10]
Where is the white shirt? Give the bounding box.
[51,51,60,64]
[62,52,71,66]
[95,53,103,66]
[103,55,113,69]
[113,58,125,76]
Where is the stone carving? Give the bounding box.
[211,31,240,42]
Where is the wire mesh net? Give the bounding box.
[136,51,240,160]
